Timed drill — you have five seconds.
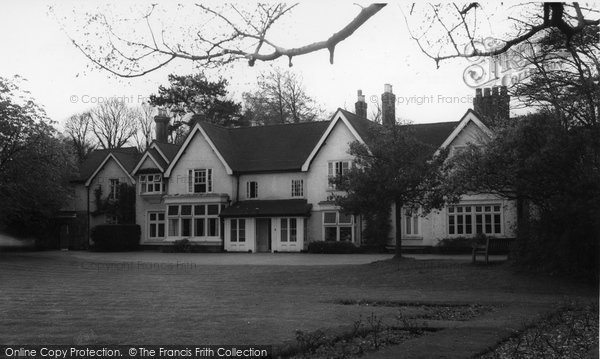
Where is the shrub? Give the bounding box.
[169,239,192,253]
[91,224,140,251]
[434,236,476,254]
[307,241,360,254]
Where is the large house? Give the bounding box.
[63,85,517,252]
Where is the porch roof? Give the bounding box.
[220,199,312,218]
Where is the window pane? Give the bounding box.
[150,224,156,237]
[413,216,419,235]
[340,227,352,241]
[324,227,337,241]
[465,206,472,212]
[168,219,179,236]
[168,205,179,216]
[457,207,463,213]
[290,218,297,242]
[448,207,454,213]
[158,213,165,221]
[485,206,491,212]
[465,215,472,234]
[324,212,337,224]
[158,223,165,237]
[207,205,219,215]
[194,218,205,236]
[485,214,492,233]
[494,214,501,233]
[181,205,192,216]
[182,218,191,236]
[405,216,411,235]
[475,206,482,212]
[150,213,156,221]
[208,218,218,236]
[476,214,483,234]
[338,213,352,224]
[449,215,455,235]
[194,205,205,216]
[457,215,463,234]
[230,220,237,242]
[494,205,500,212]
[239,219,246,242]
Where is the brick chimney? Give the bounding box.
[381,84,396,126]
[355,90,367,118]
[154,109,170,143]
[473,86,510,126]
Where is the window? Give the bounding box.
[280,218,297,242]
[323,211,354,242]
[167,203,221,238]
[404,211,420,236]
[148,212,165,238]
[246,181,258,199]
[230,219,246,242]
[291,179,304,197]
[328,161,350,190]
[448,204,502,235]
[188,169,212,193]
[140,174,163,194]
[109,179,119,200]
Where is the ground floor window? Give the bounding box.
[148,212,165,238]
[323,211,353,242]
[230,218,246,242]
[280,218,297,242]
[448,204,502,235]
[167,203,221,238]
[404,210,420,236]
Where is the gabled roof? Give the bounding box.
[77,147,140,187]
[152,141,181,163]
[74,147,140,184]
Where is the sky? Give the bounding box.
[0,1,528,130]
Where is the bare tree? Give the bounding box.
[90,98,137,149]
[52,3,386,77]
[404,3,599,66]
[132,104,156,152]
[64,111,96,161]
[243,68,322,125]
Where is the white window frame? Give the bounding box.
[447,204,503,236]
[166,203,221,239]
[403,210,420,237]
[230,218,246,243]
[188,169,213,194]
[148,211,166,239]
[328,161,350,190]
[109,178,119,200]
[140,174,163,194]
[280,218,298,242]
[246,181,258,199]
[322,211,354,242]
[291,179,304,197]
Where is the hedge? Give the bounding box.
[91,224,140,251]
[307,241,362,254]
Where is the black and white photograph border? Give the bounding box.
[0,1,598,358]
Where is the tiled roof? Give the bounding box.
[154,142,181,162]
[74,147,140,183]
[200,121,330,173]
[220,199,312,218]
[148,148,167,170]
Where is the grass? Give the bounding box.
[0,252,596,357]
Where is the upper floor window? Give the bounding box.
[448,204,502,236]
[291,179,304,197]
[140,174,163,194]
[328,161,350,190]
[246,181,258,199]
[188,169,212,193]
[109,179,119,200]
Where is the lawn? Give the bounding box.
[0,251,597,357]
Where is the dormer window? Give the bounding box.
[246,181,258,199]
[140,174,163,194]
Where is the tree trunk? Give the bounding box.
[394,200,402,258]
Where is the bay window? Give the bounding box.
[448,204,502,236]
[167,203,221,238]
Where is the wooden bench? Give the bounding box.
[472,236,490,264]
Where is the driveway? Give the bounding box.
[30,250,395,266]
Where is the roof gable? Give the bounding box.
[437,109,493,152]
[76,147,139,184]
[84,152,137,187]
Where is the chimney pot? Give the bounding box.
[384,84,393,93]
[476,88,483,97]
[484,88,491,96]
[492,86,499,96]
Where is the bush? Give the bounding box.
[434,236,476,254]
[167,239,192,253]
[307,241,361,254]
[91,224,140,251]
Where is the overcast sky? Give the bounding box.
[1,1,522,129]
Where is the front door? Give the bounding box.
[255,219,271,252]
